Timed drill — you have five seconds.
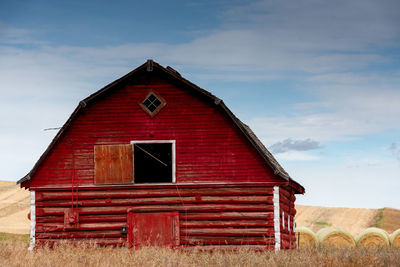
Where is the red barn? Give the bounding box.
[18,60,304,251]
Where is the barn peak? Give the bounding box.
[17,60,303,194]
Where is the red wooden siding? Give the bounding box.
[33,183,277,249]
[279,187,297,249]
[26,71,282,188]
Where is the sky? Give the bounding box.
[1,0,399,209]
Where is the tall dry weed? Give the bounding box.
[0,240,399,267]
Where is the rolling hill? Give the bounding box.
[0,181,30,234]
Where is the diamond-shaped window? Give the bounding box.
[140,92,166,116]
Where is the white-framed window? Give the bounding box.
[131,140,176,183]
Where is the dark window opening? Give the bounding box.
[141,92,165,115]
[134,143,172,183]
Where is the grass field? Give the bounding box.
[0,234,399,267]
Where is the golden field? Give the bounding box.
[0,237,398,267]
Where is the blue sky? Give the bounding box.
[1,0,399,208]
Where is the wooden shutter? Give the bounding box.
[94,144,133,184]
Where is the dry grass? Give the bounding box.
[378,208,400,233]
[0,236,399,267]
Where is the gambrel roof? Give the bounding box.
[18,60,304,193]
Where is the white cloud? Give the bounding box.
[222,0,400,50]
[0,22,46,45]
[164,30,388,74]
[269,138,321,154]
[275,151,320,161]
[249,113,382,145]
[248,71,400,146]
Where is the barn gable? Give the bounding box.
[18,60,303,194]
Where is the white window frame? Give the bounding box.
[130,140,176,183]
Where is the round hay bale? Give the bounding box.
[295,226,317,248]
[356,227,390,248]
[317,227,355,248]
[390,229,400,248]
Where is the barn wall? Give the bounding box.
[279,187,297,249]
[27,70,282,188]
[33,183,280,249]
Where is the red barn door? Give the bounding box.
[128,211,179,249]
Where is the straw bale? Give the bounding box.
[390,229,400,248]
[356,227,389,248]
[295,226,317,248]
[317,227,355,248]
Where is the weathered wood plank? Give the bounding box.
[179,245,275,251]
[36,195,273,207]
[180,236,274,245]
[36,204,274,216]
[181,212,274,220]
[36,222,124,233]
[35,238,126,247]
[181,228,274,236]
[35,187,274,201]
[180,220,273,228]
[36,230,123,239]
[36,214,127,223]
